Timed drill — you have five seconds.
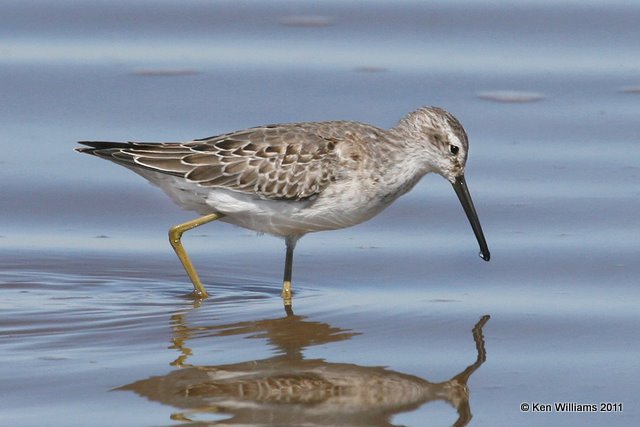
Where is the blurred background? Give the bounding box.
[1,1,639,426]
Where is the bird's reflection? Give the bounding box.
[118,310,489,427]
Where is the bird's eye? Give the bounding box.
[449,144,459,155]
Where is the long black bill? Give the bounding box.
[452,175,491,262]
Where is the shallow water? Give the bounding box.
[1,1,640,426]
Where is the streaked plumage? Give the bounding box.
[77,107,490,305]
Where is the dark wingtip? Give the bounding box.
[77,141,132,149]
[479,250,491,262]
[76,141,134,156]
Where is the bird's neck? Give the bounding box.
[374,149,433,204]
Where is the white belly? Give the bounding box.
[134,168,400,238]
[207,182,391,237]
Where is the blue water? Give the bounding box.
[1,1,639,426]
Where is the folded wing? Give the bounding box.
[78,125,341,201]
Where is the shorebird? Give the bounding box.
[77,107,490,305]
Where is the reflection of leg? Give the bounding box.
[281,237,297,307]
[472,315,490,364]
[449,315,491,426]
[168,213,224,298]
[169,313,192,367]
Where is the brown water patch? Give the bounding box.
[131,68,200,77]
[476,90,544,103]
[280,15,333,27]
[354,66,388,73]
[621,86,640,94]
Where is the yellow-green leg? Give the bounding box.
[169,213,224,298]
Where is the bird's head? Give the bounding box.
[394,106,490,262]
[394,106,469,183]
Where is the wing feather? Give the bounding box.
[78,124,342,200]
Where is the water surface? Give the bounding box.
[1,1,639,426]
